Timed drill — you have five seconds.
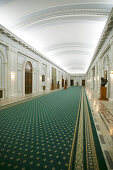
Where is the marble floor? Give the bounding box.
[86,88,113,170]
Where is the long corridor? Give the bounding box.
[0,87,107,170]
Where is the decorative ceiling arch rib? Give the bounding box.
[43,42,94,52]
[51,50,92,56]
[10,4,110,31]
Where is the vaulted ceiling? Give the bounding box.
[0,0,113,74]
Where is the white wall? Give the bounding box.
[0,30,69,99]
[70,75,86,86]
[86,29,113,101]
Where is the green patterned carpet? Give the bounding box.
[0,87,82,170]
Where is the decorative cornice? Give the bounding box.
[0,24,68,74]
[87,8,113,73]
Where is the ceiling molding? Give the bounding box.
[0,2,113,74]
[14,16,108,31]
[10,4,110,31]
[51,50,92,56]
[43,42,94,52]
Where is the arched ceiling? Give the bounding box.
[0,0,113,74]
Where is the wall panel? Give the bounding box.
[17,70,22,92]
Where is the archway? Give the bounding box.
[25,61,32,94]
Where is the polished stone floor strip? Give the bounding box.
[86,88,113,170]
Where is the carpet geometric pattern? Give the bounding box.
[0,87,82,170]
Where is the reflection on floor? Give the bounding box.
[86,88,113,170]
[0,89,59,108]
[0,87,112,169]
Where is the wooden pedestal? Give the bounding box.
[51,84,54,90]
[99,87,108,100]
[64,85,67,89]
[57,84,60,89]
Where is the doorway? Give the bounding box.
[62,79,64,87]
[25,61,32,94]
[82,80,85,86]
[70,80,74,86]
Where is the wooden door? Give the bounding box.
[52,67,56,89]
[70,80,74,86]
[82,80,85,86]
[25,61,32,94]
[62,79,64,87]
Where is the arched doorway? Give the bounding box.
[25,61,32,94]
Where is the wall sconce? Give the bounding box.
[110,70,113,74]
[110,70,113,78]
[109,126,113,136]
[47,78,49,81]
[11,72,15,80]
[97,76,99,80]
[40,76,42,80]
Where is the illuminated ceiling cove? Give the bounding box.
[0,0,113,74]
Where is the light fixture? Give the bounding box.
[110,70,113,74]
[11,72,15,80]
[110,70,113,78]
[109,126,113,136]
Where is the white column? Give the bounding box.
[98,59,102,90]
[38,61,42,91]
[68,75,70,87]
[8,47,18,97]
[95,64,97,92]
[108,40,113,100]
[47,66,50,90]
[90,70,93,90]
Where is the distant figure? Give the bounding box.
[57,81,60,89]
[101,77,108,87]
[52,80,54,85]
[64,80,67,89]
[51,80,54,90]
[77,82,78,86]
